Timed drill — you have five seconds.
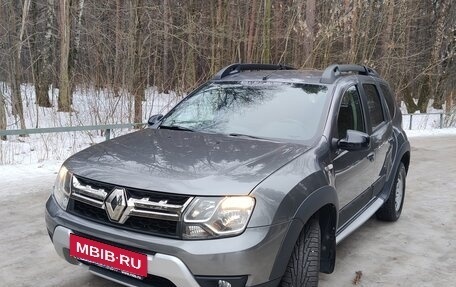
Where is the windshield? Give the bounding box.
[161,81,329,141]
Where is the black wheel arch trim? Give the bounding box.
[378,139,410,202]
[269,185,339,280]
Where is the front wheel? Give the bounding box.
[376,162,406,221]
[280,218,320,287]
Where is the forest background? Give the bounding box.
[0,0,454,132]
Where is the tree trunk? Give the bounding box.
[349,0,360,63]
[343,0,351,52]
[215,0,223,69]
[246,0,257,62]
[431,0,450,109]
[262,0,272,63]
[380,0,394,77]
[114,0,122,95]
[186,1,196,88]
[129,0,144,126]
[30,0,52,108]
[8,0,28,133]
[42,0,55,103]
[402,83,419,113]
[162,0,170,91]
[0,91,7,140]
[417,77,431,113]
[304,0,315,66]
[58,0,72,112]
[68,0,85,101]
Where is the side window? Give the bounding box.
[380,84,396,118]
[363,84,385,130]
[337,86,365,139]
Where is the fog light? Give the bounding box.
[196,276,247,287]
[218,280,231,287]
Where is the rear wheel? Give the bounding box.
[281,218,320,287]
[376,162,406,221]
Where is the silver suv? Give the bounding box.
[46,63,410,287]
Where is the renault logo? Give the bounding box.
[105,188,127,222]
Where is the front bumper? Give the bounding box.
[52,225,201,287]
[46,195,290,287]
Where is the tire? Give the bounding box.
[280,218,320,287]
[376,162,406,221]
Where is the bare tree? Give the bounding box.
[69,0,85,96]
[0,91,6,140]
[262,0,272,63]
[128,0,144,126]
[162,0,170,91]
[113,0,123,94]
[58,0,71,112]
[30,0,53,107]
[431,0,451,109]
[304,0,316,65]
[8,0,29,132]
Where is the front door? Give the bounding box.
[332,85,374,227]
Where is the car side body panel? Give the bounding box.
[248,139,334,227]
[377,126,410,201]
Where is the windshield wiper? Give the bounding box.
[159,125,195,132]
[228,133,264,140]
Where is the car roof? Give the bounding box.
[210,63,382,85]
[212,69,326,85]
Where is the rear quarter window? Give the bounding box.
[363,84,385,130]
[380,84,396,118]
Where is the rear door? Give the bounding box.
[360,82,393,197]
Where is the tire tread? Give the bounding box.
[376,163,406,221]
[281,218,320,287]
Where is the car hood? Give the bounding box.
[64,129,310,196]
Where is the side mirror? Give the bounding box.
[337,130,370,151]
[147,114,163,126]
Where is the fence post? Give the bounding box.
[105,129,111,141]
[439,113,443,129]
[409,114,413,130]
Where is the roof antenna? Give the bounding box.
[262,63,285,80]
[262,73,273,81]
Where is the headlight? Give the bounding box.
[53,166,72,210]
[183,196,255,239]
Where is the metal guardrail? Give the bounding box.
[0,112,455,139]
[0,123,144,141]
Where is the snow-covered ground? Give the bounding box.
[400,99,456,130]
[405,127,456,137]
[0,159,61,196]
[401,113,456,130]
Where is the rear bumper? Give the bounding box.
[46,195,290,287]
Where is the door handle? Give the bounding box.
[367,152,375,162]
[325,164,334,172]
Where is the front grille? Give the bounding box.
[67,175,191,238]
[77,176,189,205]
[70,201,179,237]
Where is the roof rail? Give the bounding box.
[365,66,379,77]
[320,64,378,84]
[212,63,296,80]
